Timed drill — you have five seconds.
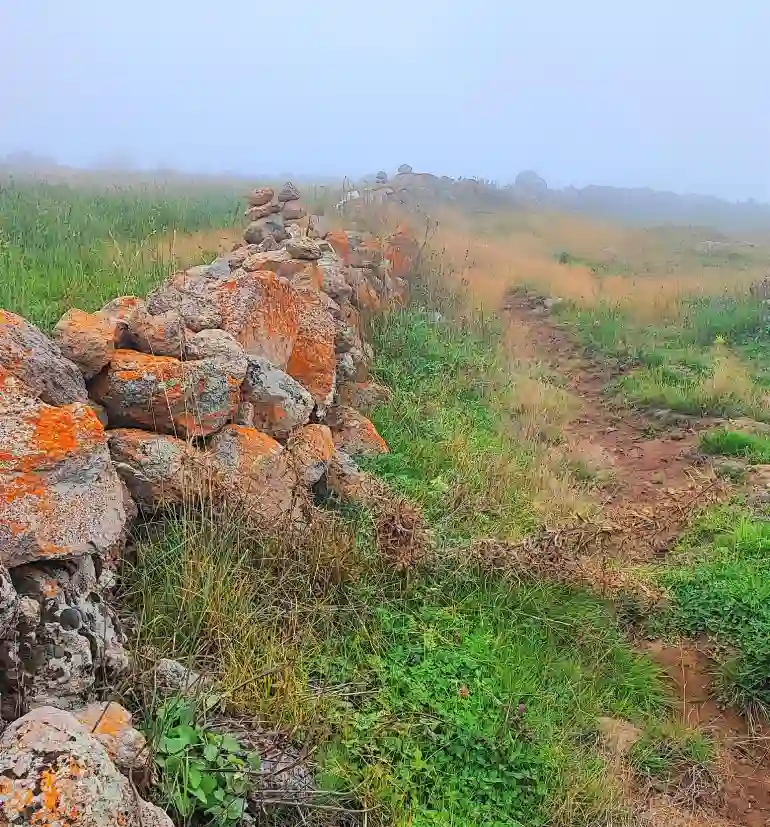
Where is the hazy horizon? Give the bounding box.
[2,1,769,202]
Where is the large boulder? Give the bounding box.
[208,270,300,368]
[241,356,314,438]
[0,707,173,827]
[90,349,245,438]
[287,424,335,486]
[208,425,299,524]
[383,223,419,280]
[0,372,126,568]
[184,328,245,362]
[52,309,115,379]
[108,429,206,509]
[286,289,337,409]
[0,309,87,405]
[1,555,128,714]
[326,405,389,456]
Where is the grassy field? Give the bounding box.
[5,180,764,825]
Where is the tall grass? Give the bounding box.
[0,180,241,328]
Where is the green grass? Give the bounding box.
[127,508,671,827]
[560,294,770,419]
[360,308,559,542]
[0,180,240,329]
[700,427,770,463]
[653,505,770,710]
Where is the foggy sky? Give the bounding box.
[2,1,768,200]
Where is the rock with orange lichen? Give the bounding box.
[4,555,129,713]
[208,270,300,368]
[73,702,148,773]
[383,223,419,279]
[98,295,146,347]
[0,706,173,827]
[336,381,392,413]
[90,348,246,438]
[208,424,300,525]
[126,306,185,356]
[0,372,127,568]
[287,289,337,410]
[325,405,388,457]
[287,424,335,486]
[0,309,87,405]
[52,308,114,379]
[241,356,314,438]
[108,428,208,509]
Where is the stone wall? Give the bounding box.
[0,184,418,821]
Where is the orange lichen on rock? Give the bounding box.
[210,270,300,368]
[287,424,335,486]
[286,289,336,407]
[326,405,389,456]
[383,223,419,279]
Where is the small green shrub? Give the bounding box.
[148,697,260,826]
[700,428,770,463]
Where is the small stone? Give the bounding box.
[243,214,287,245]
[246,186,275,207]
[277,181,301,203]
[282,200,307,221]
[242,355,314,438]
[288,424,335,486]
[336,381,392,413]
[99,296,146,348]
[90,349,245,438]
[308,214,330,239]
[153,658,205,695]
[0,309,87,405]
[397,164,413,174]
[0,374,126,567]
[52,308,115,379]
[245,201,280,221]
[184,328,245,362]
[127,307,185,357]
[207,425,299,526]
[326,405,389,456]
[108,429,206,508]
[286,237,322,261]
[146,285,222,333]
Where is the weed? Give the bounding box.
[700,427,770,463]
[148,696,260,826]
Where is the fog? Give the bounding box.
[2,0,769,201]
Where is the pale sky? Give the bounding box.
[1,1,768,200]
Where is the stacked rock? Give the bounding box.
[0,183,419,728]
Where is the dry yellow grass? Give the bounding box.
[426,206,770,324]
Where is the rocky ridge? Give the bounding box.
[0,184,418,823]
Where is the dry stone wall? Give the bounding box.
[0,184,418,821]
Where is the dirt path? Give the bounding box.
[501,293,770,827]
